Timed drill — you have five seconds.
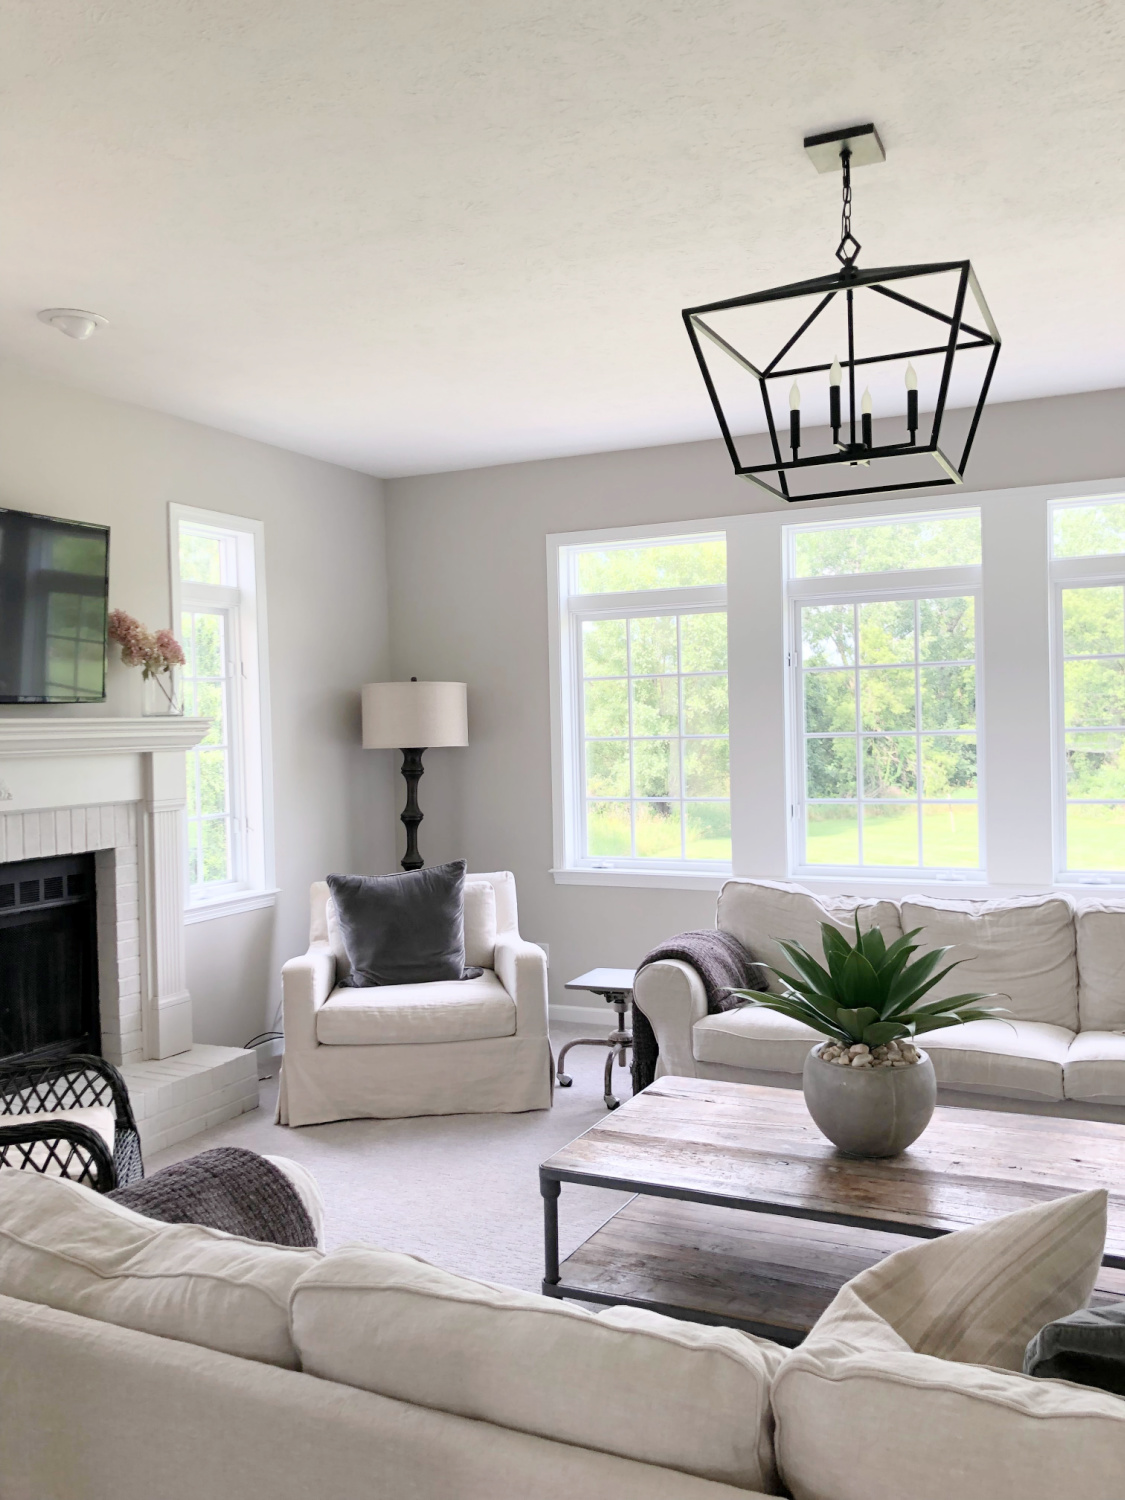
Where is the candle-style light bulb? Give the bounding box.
[861,387,873,450]
[905,362,919,443]
[789,381,801,458]
[830,359,842,388]
[829,359,842,446]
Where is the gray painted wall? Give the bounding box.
[384,388,1125,1010]
[0,365,394,1048]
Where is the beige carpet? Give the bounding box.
[147,1023,634,1292]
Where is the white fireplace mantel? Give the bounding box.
[0,716,211,758]
[0,716,210,1064]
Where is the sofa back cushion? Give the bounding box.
[771,1191,1114,1500]
[290,1246,784,1493]
[900,895,1078,1029]
[1075,900,1125,1031]
[716,879,902,991]
[0,1171,320,1368]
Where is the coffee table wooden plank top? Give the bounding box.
[541,1076,1125,1264]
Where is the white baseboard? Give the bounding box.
[549,1004,617,1028]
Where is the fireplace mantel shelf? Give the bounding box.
[0,717,211,758]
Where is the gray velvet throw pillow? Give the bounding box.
[1024,1300,1125,1396]
[327,861,474,988]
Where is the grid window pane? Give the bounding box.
[806,805,859,865]
[683,739,729,797]
[1061,584,1125,871]
[182,608,236,893]
[629,616,677,675]
[800,591,979,871]
[585,740,630,797]
[581,609,729,863]
[635,802,682,860]
[632,676,679,736]
[1062,587,1125,657]
[1067,804,1125,870]
[863,805,918,866]
[922,804,979,867]
[582,618,627,677]
[584,679,628,737]
[587,801,631,856]
[804,670,854,733]
[686,802,731,860]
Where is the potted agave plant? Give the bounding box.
[731,918,1004,1158]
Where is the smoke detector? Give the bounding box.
[37,308,108,341]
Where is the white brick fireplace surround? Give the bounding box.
[0,719,258,1153]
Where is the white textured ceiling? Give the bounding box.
[1,1,1123,477]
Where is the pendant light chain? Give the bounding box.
[835,146,861,268]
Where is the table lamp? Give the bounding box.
[361,678,468,870]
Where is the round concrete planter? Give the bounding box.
[802,1044,937,1158]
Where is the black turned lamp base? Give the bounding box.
[399,747,426,870]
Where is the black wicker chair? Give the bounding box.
[0,1054,144,1193]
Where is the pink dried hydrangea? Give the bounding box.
[153,628,186,669]
[107,610,184,677]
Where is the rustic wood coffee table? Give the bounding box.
[540,1075,1125,1345]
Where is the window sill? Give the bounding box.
[552,867,731,891]
[185,888,279,924]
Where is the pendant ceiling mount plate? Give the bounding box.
[682,122,1000,503]
[803,123,886,173]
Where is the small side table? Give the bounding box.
[556,968,637,1111]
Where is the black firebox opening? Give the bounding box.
[0,852,100,1062]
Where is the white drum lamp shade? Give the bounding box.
[361,681,468,749]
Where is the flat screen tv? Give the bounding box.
[0,507,110,703]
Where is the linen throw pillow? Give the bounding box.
[327,860,471,987]
[771,1191,1118,1500]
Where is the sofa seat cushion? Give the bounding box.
[921,1019,1072,1101]
[900,895,1078,1029]
[290,1246,785,1493]
[692,1006,820,1074]
[771,1191,1115,1500]
[1064,1031,1125,1105]
[1075,902,1125,1031]
[716,879,902,994]
[0,1171,320,1368]
[315,970,515,1046]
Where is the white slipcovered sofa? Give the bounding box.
[3,1168,1124,1500]
[278,871,552,1126]
[634,879,1125,1117]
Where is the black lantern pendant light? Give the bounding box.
[683,124,1001,502]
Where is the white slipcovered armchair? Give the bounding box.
[277,871,552,1126]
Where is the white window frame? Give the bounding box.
[1049,493,1125,886]
[547,478,1125,898]
[169,504,276,921]
[785,514,984,880]
[548,520,732,889]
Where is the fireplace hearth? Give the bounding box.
[0,853,100,1061]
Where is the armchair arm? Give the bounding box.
[0,1120,117,1193]
[494,935,548,1038]
[281,942,336,1050]
[633,960,708,1079]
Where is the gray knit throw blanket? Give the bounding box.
[109,1146,317,1248]
[631,929,768,1094]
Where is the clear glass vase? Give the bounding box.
[142,666,183,717]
